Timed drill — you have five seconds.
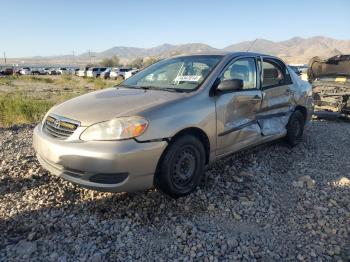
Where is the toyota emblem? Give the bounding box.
[54,119,61,128]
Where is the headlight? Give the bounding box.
[80,117,148,141]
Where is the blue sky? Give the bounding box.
[1,0,349,57]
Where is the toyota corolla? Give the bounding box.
[33,52,313,197]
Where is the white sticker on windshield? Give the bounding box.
[174,75,201,82]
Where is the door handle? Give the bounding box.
[253,95,261,99]
[251,95,261,103]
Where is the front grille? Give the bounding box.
[44,115,79,139]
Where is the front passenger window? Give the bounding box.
[222,58,257,90]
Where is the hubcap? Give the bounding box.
[172,147,196,188]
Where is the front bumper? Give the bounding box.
[33,124,167,192]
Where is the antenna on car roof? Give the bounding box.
[246,39,257,52]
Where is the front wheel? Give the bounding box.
[155,135,205,198]
[286,110,305,146]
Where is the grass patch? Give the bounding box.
[93,78,109,89]
[0,76,18,87]
[0,94,54,127]
[28,76,55,83]
[0,75,121,127]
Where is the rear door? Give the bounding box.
[215,56,263,156]
[257,57,294,135]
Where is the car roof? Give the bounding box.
[173,51,279,59]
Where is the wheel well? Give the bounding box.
[170,127,210,165]
[153,127,210,186]
[295,106,307,123]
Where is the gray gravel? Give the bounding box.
[0,120,349,261]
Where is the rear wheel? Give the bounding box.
[155,135,205,198]
[286,110,305,146]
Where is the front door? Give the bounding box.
[215,57,263,156]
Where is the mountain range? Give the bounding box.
[8,36,350,65]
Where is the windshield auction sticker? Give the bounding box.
[174,75,201,82]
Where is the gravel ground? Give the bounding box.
[0,120,349,261]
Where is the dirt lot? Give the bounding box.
[0,119,349,261]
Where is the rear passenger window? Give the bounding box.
[260,59,292,88]
[222,58,257,90]
[261,61,285,88]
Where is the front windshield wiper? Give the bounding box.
[138,86,187,93]
[117,84,188,93]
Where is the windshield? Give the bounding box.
[121,55,222,92]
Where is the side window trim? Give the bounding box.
[257,56,263,90]
[218,56,259,91]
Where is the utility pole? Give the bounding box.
[88,49,91,64]
[72,50,75,65]
[3,52,6,64]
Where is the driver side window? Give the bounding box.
[222,58,257,90]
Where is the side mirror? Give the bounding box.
[217,79,243,93]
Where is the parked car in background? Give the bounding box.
[288,65,301,76]
[74,68,80,75]
[78,67,90,77]
[57,68,68,75]
[34,52,313,197]
[110,67,132,79]
[13,68,22,75]
[20,67,32,75]
[47,68,58,75]
[100,68,112,79]
[31,68,48,75]
[308,54,350,118]
[31,68,40,75]
[289,64,308,80]
[124,69,139,79]
[0,67,14,75]
[43,68,51,75]
[86,67,107,78]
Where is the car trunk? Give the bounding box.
[308,55,350,117]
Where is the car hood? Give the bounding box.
[50,87,184,126]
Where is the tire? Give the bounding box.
[286,110,305,146]
[155,135,206,198]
